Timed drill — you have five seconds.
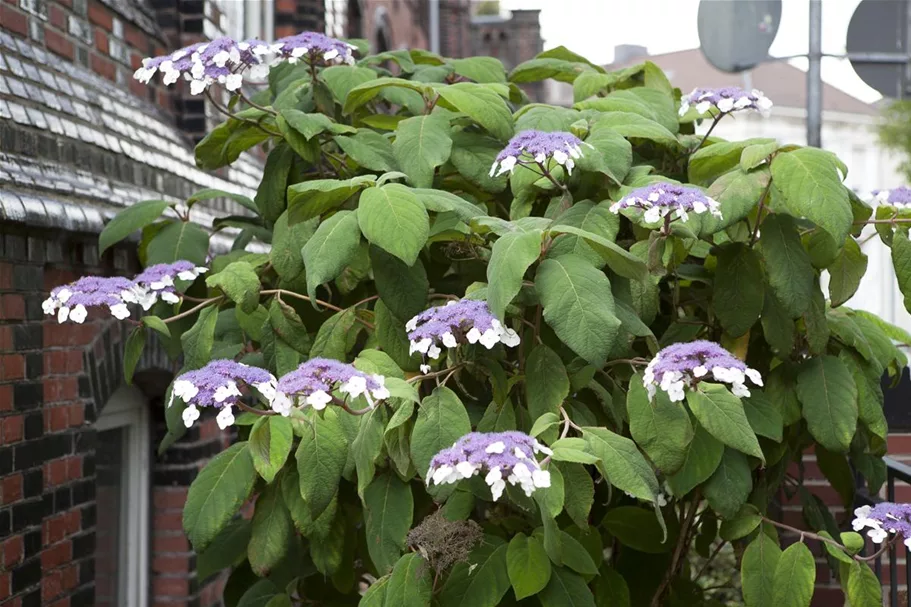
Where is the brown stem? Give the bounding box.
[749,179,774,246]
[261,289,375,330]
[236,88,277,115]
[759,516,891,563]
[651,492,701,607]
[690,112,724,154]
[163,297,223,324]
[236,401,275,416]
[540,406,578,467]
[694,541,727,581]
[205,89,280,136]
[407,364,465,385]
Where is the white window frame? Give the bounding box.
[94,385,151,607]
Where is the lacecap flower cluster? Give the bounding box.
[680,86,773,118]
[42,261,206,324]
[427,431,552,501]
[406,299,520,372]
[170,360,278,430]
[272,357,389,415]
[643,340,762,402]
[610,182,722,223]
[869,186,911,208]
[490,130,587,177]
[134,31,356,95]
[853,503,911,548]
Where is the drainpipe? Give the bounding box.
[429,0,440,54]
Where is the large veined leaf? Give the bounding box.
[559,462,595,529]
[627,376,694,475]
[771,542,815,607]
[828,237,868,307]
[206,261,261,313]
[526,345,570,420]
[548,201,621,267]
[412,188,487,221]
[363,472,413,575]
[438,540,510,607]
[247,483,292,576]
[370,245,429,321]
[583,426,659,502]
[183,442,257,552]
[688,138,776,186]
[575,125,633,185]
[701,167,770,235]
[592,111,679,147]
[796,356,858,452]
[334,129,397,172]
[759,214,815,317]
[302,210,362,302]
[846,561,884,607]
[741,532,781,607]
[411,387,471,480]
[343,77,428,113]
[703,448,753,519]
[892,229,911,314]
[195,519,251,580]
[180,305,218,371]
[320,65,377,105]
[393,113,453,188]
[713,243,764,337]
[549,225,648,281]
[770,147,852,244]
[507,533,551,599]
[666,424,724,497]
[195,110,271,170]
[146,221,210,266]
[537,567,596,607]
[99,199,171,254]
[486,229,542,320]
[436,82,514,141]
[358,184,430,266]
[296,409,348,517]
[383,553,433,606]
[249,416,293,483]
[451,56,507,83]
[271,211,316,280]
[686,384,764,462]
[536,254,622,365]
[287,175,376,224]
[602,506,672,553]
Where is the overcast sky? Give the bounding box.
[501,0,881,103]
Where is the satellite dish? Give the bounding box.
[697,0,782,73]
[847,0,907,98]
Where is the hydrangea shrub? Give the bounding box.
[57,34,911,606]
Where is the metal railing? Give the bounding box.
[855,457,911,606]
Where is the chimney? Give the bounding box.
[614,44,648,64]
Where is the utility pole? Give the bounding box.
[807,0,823,147]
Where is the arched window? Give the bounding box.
[94,385,151,607]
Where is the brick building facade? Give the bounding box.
[0,0,320,605]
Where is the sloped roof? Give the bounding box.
[0,30,261,234]
[611,48,876,116]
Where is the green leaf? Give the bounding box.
[309,308,356,361]
[536,254,622,365]
[477,400,516,433]
[719,504,762,541]
[448,130,508,193]
[146,221,210,266]
[713,243,764,337]
[627,375,694,475]
[510,57,596,83]
[254,142,294,223]
[538,567,596,607]
[451,56,507,83]
[357,184,429,266]
[559,462,594,529]
[206,261,261,313]
[741,532,781,607]
[187,188,257,213]
[560,530,599,575]
[594,567,631,607]
[741,140,779,170]
[287,175,377,224]
[236,579,281,607]
[550,438,599,464]
[771,147,852,243]
[195,112,271,171]
[384,553,433,606]
[271,211,316,281]
[141,315,171,339]
[321,65,376,105]
[303,210,362,302]
[796,356,858,453]
[249,416,293,483]
[771,542,815,607]
[703,449,753,519]
[583,426,658,502]
[548,225,648,282]
[438,540,510,607]
[689,138,775,186]
[359,575,390,607]
[701,167,770,235]
[411,387,471,480]
[846,561,883,607]
[602,506,671,553]
[687,383,763,461]
[548,201,622,267]
[123,327,145,385]
[742,392,783,442]
[486,229,542,320]
[180,305,218,370]
[893,229,911,313]
[392,114,453,188]
[816,445,855,508]
[280,109,354,140]
[436,82,514,141]
[759,214,815,317]
[335,129,397,172]
[507,533,551,599]
[592,111,679,148]
[828,237,868,307]
[412,188,486,221]
[370,246,429,321]
[99,200,171,254]
[667,424,724,497]
[296,409,348,517]
[343,77,428,113]
[526,345,570,421]
[183,442,256,552]
[247,483,292,576]
[364,472,413,575]
[761,293,795,356]
[196,518,251,580]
